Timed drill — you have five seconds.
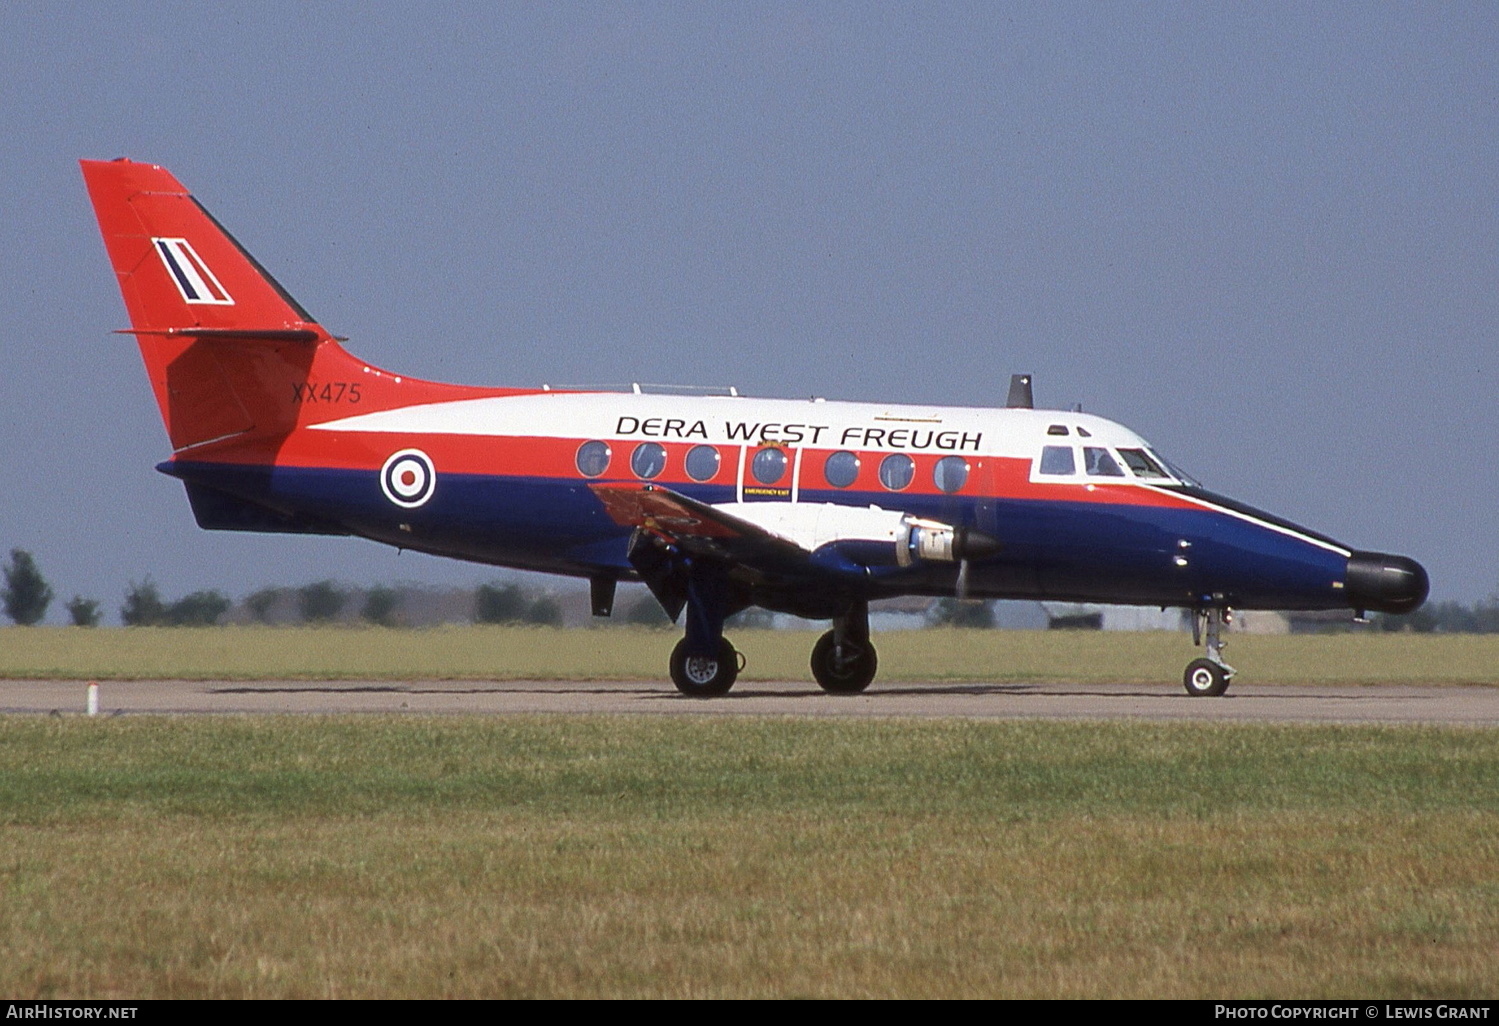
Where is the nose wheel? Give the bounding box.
[1183,657,1230,697]
[1184,605,1236,697]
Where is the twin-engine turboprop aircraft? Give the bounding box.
[82,158,1429,697]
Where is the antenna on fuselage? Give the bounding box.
[1006,374,1034,409]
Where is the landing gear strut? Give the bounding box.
[1184,605,1235,697]
[811,600,878,694]
[667,559,741,698]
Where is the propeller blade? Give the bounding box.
[956,558,970,600]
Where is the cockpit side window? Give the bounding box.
[1084,447,1126,477]
[1117,447,1170,479]
[1039,445,1075,476]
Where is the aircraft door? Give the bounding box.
[971,456,1042,598]
[948,455,997,538]
[740,443,795,504]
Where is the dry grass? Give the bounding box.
[6,812,1495,999]
[1,717,1496,998]
[1,625,1498,685]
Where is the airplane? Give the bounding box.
[81,158,1429,698]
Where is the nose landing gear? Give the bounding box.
[1184,604,1235,697]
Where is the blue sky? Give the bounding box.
[2,2,1495,620]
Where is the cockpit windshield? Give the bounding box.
[1036,435,1200,487]
[1155,451,1201,487]
[1112,440,1202,487]
[1084,447,1126,477]
[1117,448,1169,479]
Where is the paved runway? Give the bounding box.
[6,678,1499,724]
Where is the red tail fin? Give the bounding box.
[82,158,342,452]
[81,158,320,335]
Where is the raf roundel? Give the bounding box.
[380,449,436,508]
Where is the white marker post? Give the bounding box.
[86,681,99,717]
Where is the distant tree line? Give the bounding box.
[8,546,1499,633]
[237,580,568,627]
[473,583,562,626]
[0,550,574,628]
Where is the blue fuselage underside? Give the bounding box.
[167,461,1352,612]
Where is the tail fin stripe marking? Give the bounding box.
[154,238,199,299]
[151,237,234,305]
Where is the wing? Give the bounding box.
[588,482,812,570]
[588,483,998,622]
[590,482,857,622]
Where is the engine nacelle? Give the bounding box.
[896,517,1001,567]
[708,501,999,575]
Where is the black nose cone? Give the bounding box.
[1345,551,1430,615]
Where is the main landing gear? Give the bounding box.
[810,600,878,694]
[662,561,879,697]
[1184,605,1235,697]
[669,636,741,698]
[667,561,740,698]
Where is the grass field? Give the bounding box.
[4,625,1499,684]
[1,716,1496,998]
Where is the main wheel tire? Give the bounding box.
[1183,658,1231,697]
[810,630,878,694]
[669,636,739,698]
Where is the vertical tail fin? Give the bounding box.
[81,158,321,335]
[81,159,338,451]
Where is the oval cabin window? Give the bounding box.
[576,440,611,478]
[879,453,914,491]
[631,442,667,480]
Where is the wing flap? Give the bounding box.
[588,483,784,544]
[588,482,822,585]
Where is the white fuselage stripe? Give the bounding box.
[1144,485,1350,557]
[306,392,1147,461]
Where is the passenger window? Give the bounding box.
[685,445,720,482]
[879,453,914,491]
[1117,448,1170,479]
[752,447,787,485]
[630,442,666,480]
[1084,447,1126,477]
[933,456,968,494]
[823,450,860,488]
[1038,445,1075,476]
[576,440,611,478]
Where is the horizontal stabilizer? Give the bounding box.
[118,327,320,344]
